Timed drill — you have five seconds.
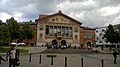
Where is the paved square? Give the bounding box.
[0,54,120,67]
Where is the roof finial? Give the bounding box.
[58,10,62,13]
[58,0,62,13]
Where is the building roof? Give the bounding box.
[81,26,96,30]
[35,11,82,25]
[18,22,37,26]
[95,24,120,30]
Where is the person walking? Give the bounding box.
[6,45,20,67]
[112,49,118,64]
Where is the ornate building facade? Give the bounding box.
[35,11,82,47]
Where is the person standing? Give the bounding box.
[112,49,118,64]
[6,45,20,67]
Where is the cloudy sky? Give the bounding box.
[0,0,120,28]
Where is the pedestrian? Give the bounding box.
[74,45,76,49]
[87,46,90,50]
[112,49,118,64]
[6,45,20,67]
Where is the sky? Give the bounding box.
[0,0,120,28]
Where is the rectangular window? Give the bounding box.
[69,27,72,37]
[45,25,49,36]
[61,26,65,37]
[50,26,53,36]
[84,33,92,38]
[58,26,61,36]
[39,25,43,30]
[74,27,78,32]
[66,27,69,37]
[54,26,57,36]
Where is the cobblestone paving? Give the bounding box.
[0,54,120,67]
[0,49,120,67]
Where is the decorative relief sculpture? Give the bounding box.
[48,16,69,23]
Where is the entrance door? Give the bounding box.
[61,40,66,45]
[87,41,91,47]
[52,40,57,45]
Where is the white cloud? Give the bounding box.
[100,5,120,16]
[112,15,120,24]
[0,0,120,27]
[13,12,23,21]
[1,0,7,5]
[0,12,11,22]
[58,0,97,11]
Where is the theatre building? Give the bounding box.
[35,11,82,47]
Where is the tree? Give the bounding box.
[117,24,120,44]
[22,22,34,46]
[0,22,10,48]
[6,17,20,42]
[104,24,120,49]
[0,20,2,23]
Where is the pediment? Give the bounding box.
[47,15,70,23]
[40,13,81,25]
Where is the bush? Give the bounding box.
[0,48,28,53]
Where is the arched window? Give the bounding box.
[75,35,78,40]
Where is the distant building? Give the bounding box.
[18,22,37,46]
[95,24,120,46]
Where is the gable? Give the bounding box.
[38,11,82,25]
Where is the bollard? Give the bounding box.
[101,46,104,50]
[29,54,31,62]
[51,56,53,65]
[65,57,67,67]
[39,55,41,64]
[81,58,83,67]
[101,59,104,67]
[0,60,1,64]
[46,55,56,65]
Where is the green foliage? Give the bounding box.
[0,18,35,47]
[104,24,120,44]
[6,17,20,42]
[0,48,10,53]
[22,22,34,45]
[0,48,28,53]
[0,22,10,48]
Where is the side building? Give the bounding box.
[80,26,96,48]
[95,24,120,47]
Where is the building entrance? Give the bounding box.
[87,41,91,47]
[52,40,57,45]
[61,40,66,45]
